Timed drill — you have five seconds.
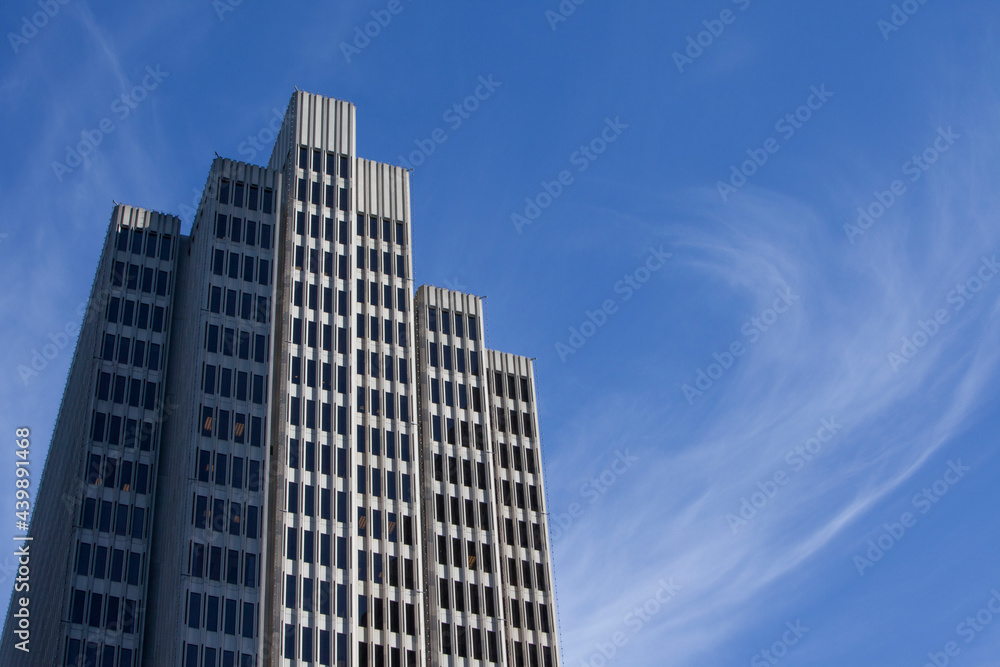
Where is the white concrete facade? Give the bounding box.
[1,91,562,667]
[414,287,561,667]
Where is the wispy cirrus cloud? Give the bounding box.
[548,109,1000,665]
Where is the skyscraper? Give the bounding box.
[1,91,561,667]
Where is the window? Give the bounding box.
[187,592,201,629]
[146,232,158,258]
[227,548,240,582]
[536,564,547,591]
[285,622,296,659]
[101,334,115,361]
[106,297,120,323]
[224,598,237,635]
[439,579,450,609]
[242,602,255,639]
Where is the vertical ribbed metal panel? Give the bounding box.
[0,204,181,667]
[146,159,281,667]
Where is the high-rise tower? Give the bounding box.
[1,91,561,667]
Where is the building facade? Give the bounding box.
[0,205,182,667]
[1,91,561,667]
[414,288,561,666]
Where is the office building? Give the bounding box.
[1,91,561,667]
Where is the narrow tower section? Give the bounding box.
[145,159,281,667]
[485,351,561,667]
[0,205,180,667]
[266,92,426,667]
[414,287,508,666]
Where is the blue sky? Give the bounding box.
[2,1,1000,665]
